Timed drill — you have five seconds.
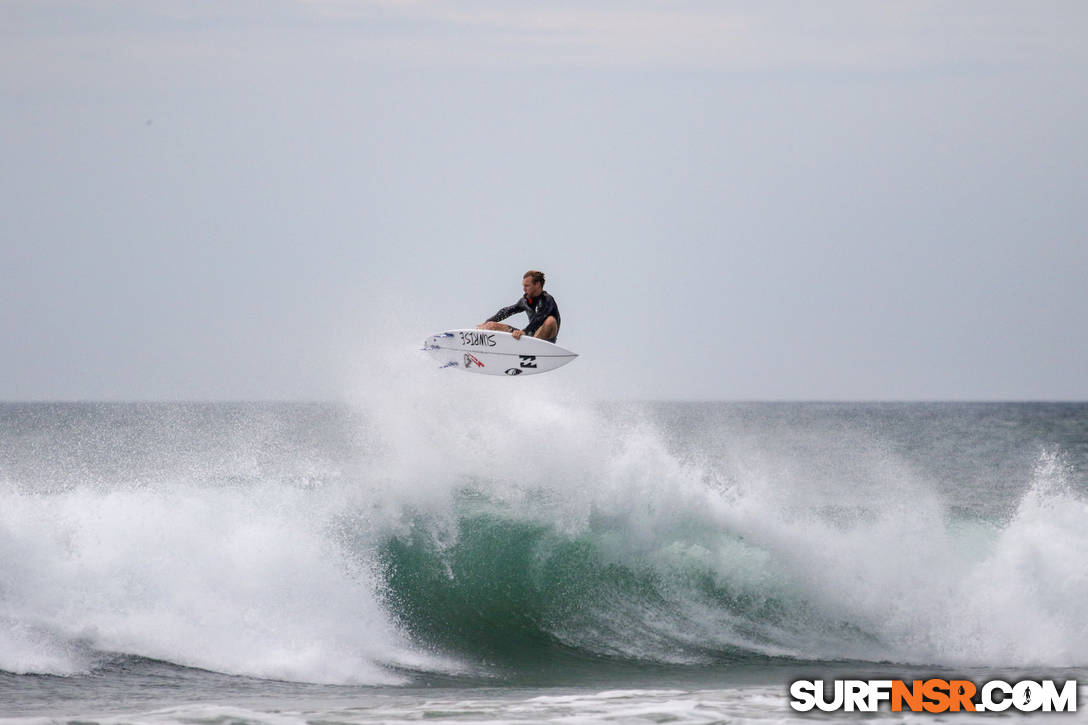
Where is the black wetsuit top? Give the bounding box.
[487,291,561,342]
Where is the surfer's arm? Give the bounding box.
[485,302,523,324]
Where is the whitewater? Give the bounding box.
[1,365,1086,721]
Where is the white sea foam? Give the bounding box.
[940,450,1088,664]
[0,475,453,683]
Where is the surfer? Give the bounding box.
[478,270,561,343]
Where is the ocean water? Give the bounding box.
[1,393,1086,722]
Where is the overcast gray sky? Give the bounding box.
[2,1,1086,401]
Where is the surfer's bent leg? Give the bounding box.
[478,321,514,332]
[533,316,558,341]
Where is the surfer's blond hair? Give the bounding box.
[523,270,545,286]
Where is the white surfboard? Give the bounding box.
[423,329,577,376]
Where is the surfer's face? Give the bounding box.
[523,277,543,299]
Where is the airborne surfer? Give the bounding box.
[477,270,561,343]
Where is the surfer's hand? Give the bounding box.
[511,329,523,339]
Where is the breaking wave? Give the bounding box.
[0,381,1085,684]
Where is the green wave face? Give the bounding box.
[378,508,872,673]
[381,515,610,662]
